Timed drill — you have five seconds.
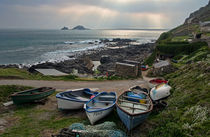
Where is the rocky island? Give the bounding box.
[61,26,69,30]
[72,25,89,30]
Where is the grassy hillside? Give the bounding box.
[146,61,210,137]
[143,3,210,135]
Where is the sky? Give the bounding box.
[0,0,209,29]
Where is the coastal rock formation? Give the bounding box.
[28,40,155,75]
[61,27,69,30]
[100,55,111,64]
[185,0,210,24]
[169,1,210,36]
[72,25,89,30]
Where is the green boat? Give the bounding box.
[10,87,55,104]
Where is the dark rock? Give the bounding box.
[0,64,19,69]
[61,27,69,30]
[100,55,111,64]
[88,42,94,44]
[97,62,115,75]
[147,65,178,77]
[72,25,89,30]
[28,41,155,75]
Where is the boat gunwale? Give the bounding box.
[10,87,55,97]
[56,88,96,103]
[84,91,117,113]
[149,79,168,84]
[116,91,153,116]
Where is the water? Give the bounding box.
[0,29,165,65]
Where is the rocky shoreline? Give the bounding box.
[0,39,156,76]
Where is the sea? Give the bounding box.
[0,29,165,66]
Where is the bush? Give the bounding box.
[63,75,78,80]
[157,41,208,56]
[144,49,157,66]
[157,32,172,43]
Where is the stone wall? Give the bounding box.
[122,60,141,76]
[115,62,138,77]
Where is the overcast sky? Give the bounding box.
[0,0,209,29]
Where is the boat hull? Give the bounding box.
[148,82,157,89]
[57,97,85,110]
[84,92,116,125]
[11,88,55,104]
[85,106,114,125]
[116,107,150,130]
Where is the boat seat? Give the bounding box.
[123,95,149,101]
[75,96,89,101]
[62,93,89,101]
[99,95,115,98]
[94,100,113,104]
[87,106,102,109]
[99,96,115,101]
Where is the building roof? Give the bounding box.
[35,69,68,76]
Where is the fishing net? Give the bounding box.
[85,121,116,130]
[53,121,126,137]
[69,123,85,130]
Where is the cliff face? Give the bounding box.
[170,1,210,36]
[185,1,210,24]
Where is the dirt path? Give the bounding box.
[0,79,148,95]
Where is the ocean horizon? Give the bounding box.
[0,29,165,65]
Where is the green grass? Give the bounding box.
[204,32,210,37]
[1,105,82,137]
[0,68,133,81]
[171,35,190,42]
[0,85,83,137]
[145,61,210,137]
[177,46,210,64]
[144,49,157,66]
[0,68,99,81]
[0,85,32,103]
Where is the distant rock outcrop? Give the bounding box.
[170,1,210,36]
[185,1,210,24]
[61,27,69,30]
[72,25,89,30]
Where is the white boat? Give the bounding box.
[150,84,171,101]
[84,92,116,125]
[148,79,168,89]
[56,88,98,110]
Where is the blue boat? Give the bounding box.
[84,92,117,125]
[116,91,153,130]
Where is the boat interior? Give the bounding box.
[118,91,152,114]
[60,89,92,101]
[87,93,116,111]
[17,87,52,95]
[129,86,148,94]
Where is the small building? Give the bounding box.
[153,60,170,69]
[115,60,141,78]
[34,69,68,76]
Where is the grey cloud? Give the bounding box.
[0,0,209,29]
